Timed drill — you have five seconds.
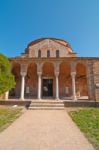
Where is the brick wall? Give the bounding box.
[93,61,99,101]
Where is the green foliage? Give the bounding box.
[69,108,99,150]
[0,53,15,95]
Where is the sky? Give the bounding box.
[0,0,99,57]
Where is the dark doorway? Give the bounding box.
[42,79,53,97]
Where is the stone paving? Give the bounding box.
[0,110,94,150]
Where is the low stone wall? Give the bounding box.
[63,101,99,107]
[0,100,31,108]
[0,100,99,108]
[0,94,5,100]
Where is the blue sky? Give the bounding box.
[0,0,99,57]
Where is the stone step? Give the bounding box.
[29,107,64,110]
[30,102,64,104]
[30,104,64,107]
[28,100,64,110]
[30,100,63,104]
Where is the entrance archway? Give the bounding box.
[42,62,55,98]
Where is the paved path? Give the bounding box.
[0,110,94,150]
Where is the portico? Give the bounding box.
[8,59,89,101]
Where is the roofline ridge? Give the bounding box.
[28,37,68,46]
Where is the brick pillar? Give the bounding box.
[93,61,99,101]
[86,62,95,100]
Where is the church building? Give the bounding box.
[6,38,99,102]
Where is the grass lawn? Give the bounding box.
[69,108,99,150]
[0,107,22,132]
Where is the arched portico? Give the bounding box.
[9,63,21,98]
[76,63,88,99]
[59,62,72,99]
[25,62,38,98]
[8,60,90,101]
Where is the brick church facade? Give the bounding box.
[5,38,99,102]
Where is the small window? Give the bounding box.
[47,50,50,58]
[38,50,41,58]
[56,50,59,58]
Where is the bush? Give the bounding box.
[0,53,15,95]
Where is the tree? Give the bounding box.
[0,53,15,95]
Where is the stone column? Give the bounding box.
[71,72,77,100]
[37,72,42,99]
[5,91,9,100]
[55,72,59,100]
[20,72,26,100]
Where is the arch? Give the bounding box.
[42,62,55,98]
[56,50,59,58]
[42,62,55,77]
[9,63,21,98]
[76,63,88,99]
[26,62,37,98]
[11,63,21,77]
[38,49,41,58]
[59,62,72,99]
[41,61,55,70]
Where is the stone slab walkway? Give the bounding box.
[0,110,94,150]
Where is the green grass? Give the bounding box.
[0,108,22,132]
[69,108,99,150]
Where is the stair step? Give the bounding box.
[30,101,64,104]
[28,100,64,110]
[29,107,64,110]
[30,104,64,107]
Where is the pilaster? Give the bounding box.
[86,61,95,100]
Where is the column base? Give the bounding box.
[72,96,77,101]
[55,98,60,101]
[38,98,42,100]
[20,98,24,101]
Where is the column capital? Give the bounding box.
[71,72,76,76]
[37,62,42,72]
[54,62,60,73]
[37,72,42,76]
[55,71,59,77]
[71,61,76,72]
[20,72,27,77]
